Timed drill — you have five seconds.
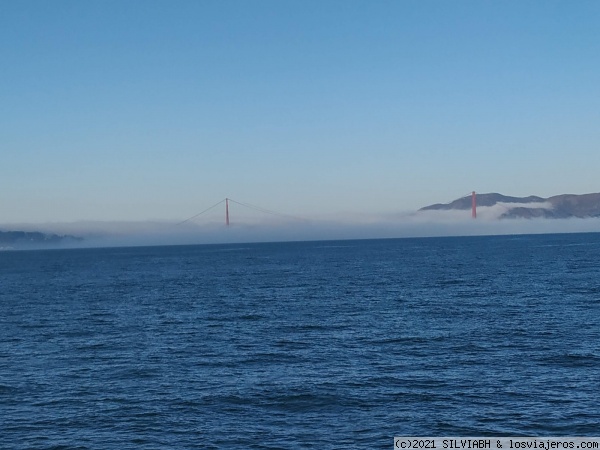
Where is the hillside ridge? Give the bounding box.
[420,193,600,219]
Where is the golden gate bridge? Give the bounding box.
[454,191,478,218]
[179,192,478,226]
[177,198,307,226]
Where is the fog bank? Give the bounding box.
[3,208,600,250]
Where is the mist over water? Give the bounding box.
[4,208,600,249]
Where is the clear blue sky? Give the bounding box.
[2,0,599,223]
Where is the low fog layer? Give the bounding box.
[4,205,600,249]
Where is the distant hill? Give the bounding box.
[420,193,600,219]
[0,230,83,249]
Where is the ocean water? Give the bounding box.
[1,233,599,449]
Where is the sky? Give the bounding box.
[2,0,600,227]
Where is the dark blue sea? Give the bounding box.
[1,233,599,449]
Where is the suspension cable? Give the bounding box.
[176,199,226,225]
[178,198,308,225]
[228,198,308,222]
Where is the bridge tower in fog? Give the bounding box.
[226,198,230,226]
[472,191,477,219]
[178,197,305,228]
